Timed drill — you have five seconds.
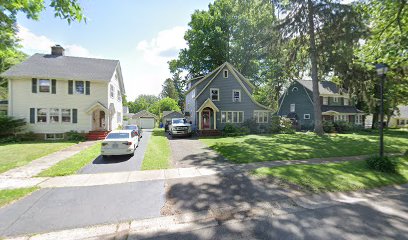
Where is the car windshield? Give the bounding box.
[172,119,187,124]
[106,133,129,139]
[124,125,137,130]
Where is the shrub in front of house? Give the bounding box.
[0,116,26,137]
[241,118,259,134]
[366,155,397,173]
[269,116,295,134]
[223,123,250,136]
[334,121,352,133]
[66,131,86,142]
[323,121,335,133]
[0,136,21,144]
[18,131,37,141]
[280,117,295,134]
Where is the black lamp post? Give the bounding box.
[375,63,388,159]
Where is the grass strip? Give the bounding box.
[142,128,171,170]
[37,142,101,177]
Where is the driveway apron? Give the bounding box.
[0,180,165,237]
[78,129,152,174]
[168,135,226,168]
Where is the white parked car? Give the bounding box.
[101,130,139,158]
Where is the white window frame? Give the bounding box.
[254,110,269,123]
[36,108,48,123]
[45,133,64,140]
[117,90,121,102]
[223,70,228,78]
[290,104,295,112]
[304,114,311,120]
[334,114,348,122]
[49,108,60,124]
[38,79,51,93]
[110,85,115,99]
[232,89,241,102]
[74,81,85,95]
[221,111,244,123]
[210,88,219,101]
[333,97,339,103]
[344,98,349,106]
[323,97,328,105]
[355,115,363,125]
[61,109,72,123]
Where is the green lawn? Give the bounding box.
[0,142,76,174]
[37,142,101,177]
[0,187,39,207]
[200,130,408,163]
[252,155,408,193]
[142,128,171,170]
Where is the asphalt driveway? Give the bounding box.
[168,135,227,168]
[79,129,152,174]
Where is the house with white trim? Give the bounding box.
[278,80,365,130]
[0,45,125,139]
[184,62,271,133]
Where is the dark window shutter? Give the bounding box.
[30,108,35,123]
[85,81,90,95]
[32,79,37,93]
[51,79,56,94]
[68,80,73,94]
[72,109,78,123]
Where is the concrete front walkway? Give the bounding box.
[0,141,97,179]
[1,154,372,190]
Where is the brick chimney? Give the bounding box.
[51,45,65,56]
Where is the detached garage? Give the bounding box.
[128,110,158,129]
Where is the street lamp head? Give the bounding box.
[375,63,388,76]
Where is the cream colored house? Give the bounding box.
[0,45,125,139]
[389,106,408,128]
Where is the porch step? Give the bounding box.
[86,131,110,140]
[199,130,222,136]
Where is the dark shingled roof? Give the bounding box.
[297,80,347,95]
[1,53,119,82]
[322,105,363,114]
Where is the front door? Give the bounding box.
[99,111,106,129]
[202,110,211,129]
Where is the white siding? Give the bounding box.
[107,69,123,130]
[9,77,109,133]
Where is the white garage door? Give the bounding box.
[140,118,155,129]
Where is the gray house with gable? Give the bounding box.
[278,80,365,129]
[184,62,271,133]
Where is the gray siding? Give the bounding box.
[184,90,196,127]
[278,82,314,129]
[196,66,268,130]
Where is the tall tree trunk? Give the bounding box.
[307,0,324,135]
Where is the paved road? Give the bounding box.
[134,190,408,240]
[79,129,152,174]
[0,180,165,237]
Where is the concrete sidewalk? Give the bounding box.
[4,184,407,240]
[0,154,377,190]
[0,141,97,179]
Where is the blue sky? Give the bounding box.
[16,0,213,100]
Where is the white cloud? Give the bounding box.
[16,24,188,100]
[17,25,99,58]
[136,26,187,65]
